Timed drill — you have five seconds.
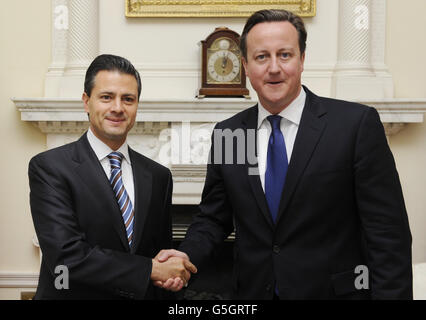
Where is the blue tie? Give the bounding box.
[108,151,134,246]
[265,115,288,223]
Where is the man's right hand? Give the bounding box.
[152,249,196,292]
[151,253,197,292]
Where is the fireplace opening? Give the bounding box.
[170,205,234,300]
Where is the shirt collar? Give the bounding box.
[257,86,306,129]
[87,128,131,165]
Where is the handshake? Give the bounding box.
[151,249,197,292]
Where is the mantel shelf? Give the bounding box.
[13,97,426,135]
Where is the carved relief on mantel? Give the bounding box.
[382,123,406,136]
[33,120,169,135]
[30,119,415,138]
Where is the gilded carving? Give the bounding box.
[126,0,316,17]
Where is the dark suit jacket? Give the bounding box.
[29,133,173,299]
[179,86,412,299]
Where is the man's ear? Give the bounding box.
[242,57,249,77]
[82,92,90,114]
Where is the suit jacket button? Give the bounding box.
[266,285,272,292]
[273,245,280,254]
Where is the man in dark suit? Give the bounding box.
[29,54,196,299]
[156,10,412,299]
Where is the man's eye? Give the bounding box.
[280,52,290,59]
[101,95,111,100]
[124,97,135,103]
[256,54,266,61]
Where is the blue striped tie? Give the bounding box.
[108,151,134,246]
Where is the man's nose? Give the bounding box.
[268,57,280,74]
[110,97,124,112]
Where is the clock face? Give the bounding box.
[208,50,240,82]
[206,38,242,84]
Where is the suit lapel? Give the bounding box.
[73,133,130,251]
[243,106,275,228]
[129,148,152,253]
[276,88,327,224]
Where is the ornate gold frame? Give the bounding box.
[125,0,316,18]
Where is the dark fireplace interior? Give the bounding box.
[170,205,234,300]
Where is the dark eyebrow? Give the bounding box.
[122,93,137,98]
[99,91,114,96]
[279,47,296,52]
[98,92,136,98]
[253,49,268,55]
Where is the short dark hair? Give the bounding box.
[240,9,307,59]
[84,54,142,100]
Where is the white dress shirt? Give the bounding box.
[257,87,306,192]
[87,128,135,206]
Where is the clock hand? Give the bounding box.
[222,53,228,72]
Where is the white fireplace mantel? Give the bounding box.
[13,97,256,124]
[13,97,426,135]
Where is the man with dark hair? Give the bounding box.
[239,9,307,59]
[84,54,142,100]
[156,10,412,299]
[29,54,196,299]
